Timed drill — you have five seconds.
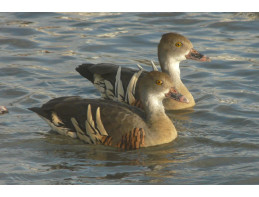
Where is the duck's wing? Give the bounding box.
[29,97,147,150]
[76,63,147,106]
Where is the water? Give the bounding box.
[0,12,258,185]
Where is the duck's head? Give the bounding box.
[138,71,189,105]
[158,32,210,64]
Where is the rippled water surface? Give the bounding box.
[0,12,259,184]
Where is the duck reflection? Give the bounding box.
[41,130,194,184]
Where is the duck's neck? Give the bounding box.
[159,57,195,107]
[143,96,177,146]
[160,57,182,87]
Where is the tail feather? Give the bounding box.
[76,63,95,83]
[28,107,49,120]
[76,63,120,84]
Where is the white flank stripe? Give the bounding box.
[85,121,96,143]
[151,60,159,71]
[66,131,77,138]
[51,112,63,126]
[127,91,136,105]
[117,79,124,101]
[87,104,95,132]
[115,66,121,97]
[93,74,105,94]
[104,80,114,99]
[86,104,97,142]
[71,117,92,144]
[96,107,108,136]
[114,66,124,102]
[132,69,143,95]
[125,69,143,104]
[136,64,143,70]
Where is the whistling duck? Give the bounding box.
[29,71,188,150]
[76,32,210,110]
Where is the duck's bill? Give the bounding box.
[185,48,211,62]
[165,88,189,103]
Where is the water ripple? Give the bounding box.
[0,12,259,185]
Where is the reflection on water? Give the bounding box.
[0,12,259,184]
[41,133,190,184]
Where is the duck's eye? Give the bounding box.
[156,80,163,85]
[175,42,183,47]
